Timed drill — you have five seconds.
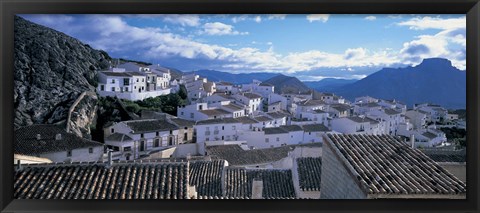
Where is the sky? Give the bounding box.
[20,14,466,81]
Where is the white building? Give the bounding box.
[194,118,242,155]
[365,108,404,135]
[414,103,448,123]
[294,99,326,119]
[241,80,275,97]
[233,92,263,114]
[177,102,238,121]
[301,123,331,143]
[325,104,351,118]
[97,68,171,101]
[405,110,428,129]
[330,116,383,135]
[15,125,104,163]
[104,119,180,160]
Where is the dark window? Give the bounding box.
[123,78,129,85]
[169,130,173,134]
[125,87,129,92]
[111,87,115,92]
[100,85,104,91]
[222,126,224,130]
[184,132,188,141]
[124,147,131,151]
[89,147,93,153]
[67,150,72,157]
[112,79,115,83]
[111,128,114,133]
[141,133,144,138]
[156,132,159,136]
[140,141,146,151]
[154,139,160,147]
[169,137,173,145]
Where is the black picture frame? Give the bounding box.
[1,0,479,212]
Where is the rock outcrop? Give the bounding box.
[14,16,112,138]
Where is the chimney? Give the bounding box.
[36,134,41,140]
[107,150,113,167]
[410,134,415,149]
[55,133,62,140]
[16,160,22,170]
[251,178,263,199]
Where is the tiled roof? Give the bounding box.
[421,150,466,163]
[243,93,262,99]
[297,157,322,191]
[301,124,329,132]
[259,82,274,87]
[385,108,401,115]
[14,161,190,199]
[298,99,325,106]
[264,127,288,135]
[100,71,132,77]
[15,125,103,156]
[169,118,195,128]
[331,104,351,112]
[235,116,258,124]
[224,168,296,199]
[266,112,288,119]
[422,132,438,139]
[324,134,466,197]
[207,145,295,166]
[253,116,273,122]
[222,103,244,111]
[314,109,326,113]
[199,108,231,116]
[124,119,178,134]
[105,133,133,142]
[347,116,374,124]
[196,117,240,125]
[218,81,233,86]
[189,160,225,197]
[280,125,303,132]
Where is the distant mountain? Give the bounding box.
[263,74,311,94]
[194,69,279,84]
[304,78,357,92]
[333,58,466,109]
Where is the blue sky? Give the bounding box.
[20,14,466,81]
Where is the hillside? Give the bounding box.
[194,69,279,84]
[333,58,466,109]
[14,16,112,138]
[304,78,357,93]
[263,74,311,94]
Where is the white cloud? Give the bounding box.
[23,14,465,76]
[255,16,262,23]
[162,14,200,27]
[397,16,466,69]
[201,22,248,36]
[268,14,287,20]
[396,16,465,30]
[306,14,330,23]
[365,16,376,21]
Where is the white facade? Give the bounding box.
[195,119,242,155]
[104,120,180,160]
[233,93,262,114]
[330,116,383,135]
[97,67,172,101]
[405,110,427,129]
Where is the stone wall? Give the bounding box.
[320,140,367,199]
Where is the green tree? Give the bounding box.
[178,84,188,100]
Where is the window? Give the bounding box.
[112,79,115,83]
[265,138,269,143]
[111,87,115,92]
[276,137,279,142]
[142,78,145,82]
[124,147,131,151]
[123,78,129,85]
[154,139,160,147]
[190,113,194,118]
[111,128,115,133]
[170,130,173,134]
[156,132,159,136]
[181,112,184,116]
[89,147,93,153]
[125,87,129,92]
[141,133,144,138]
[67,150,72,157]
[137,78,139,82]
[134,86,136,89]
[221,136,224,140]
[100,85,104,91]
[184,132,188,141]
[206,137,210,141]
[222,126,224,130]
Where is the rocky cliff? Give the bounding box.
[14,16,112,138]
